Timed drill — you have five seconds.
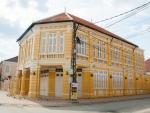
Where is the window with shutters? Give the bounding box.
[77,35,86,55]
[40,32,64,54]
[48,33,57,53]
[111,46,121,64]
[125,50,132,65]
[93,40,107,64]
[5,65,10,74]
[128,73,133,89]
[57,33,64,53]
[93,71,108,89]
[112,72,123,89]
[40,33,47,54]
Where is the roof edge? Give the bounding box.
[16,20,73,42]
[73,21,138,47]
[4,56,18,62]
[16,14,138,47]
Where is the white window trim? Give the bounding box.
[40,32,65,54]
[77,35,86,55]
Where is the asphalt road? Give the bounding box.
[0,98,150,113]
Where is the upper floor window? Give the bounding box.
[93,44,97,58]
[93,40,107,60]
[98,45,102,59]
[40,37,47,54]
[40,32,64,54]
[125,50,132,65]
[40,33,47,53]
[57,33,64,53]
[48,33,57,53]
[111,46,121,63]
[5,65,10,74]
[77,35,86,55]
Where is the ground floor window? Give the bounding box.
[93,71,108,89]
[128,73,134,89]
[112,72,123,89]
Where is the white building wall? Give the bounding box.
[1,61,17,91]
[1,61,17,79]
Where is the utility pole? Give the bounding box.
[71,22,79,101]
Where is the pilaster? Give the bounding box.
[14,70,22,95]
[20,68,29,96]
[108,72,113,96]
[28,67,40,98]
[62,66,70,99]
[124,72,128,95]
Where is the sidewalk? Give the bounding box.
[0,91,70,107]
[0,91,150,107]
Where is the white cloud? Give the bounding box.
[0,0,48,29]
[0,34,18,61]
[0,0,150,60]
[0,0,149,29]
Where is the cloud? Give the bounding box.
[0,0,48,29]
[0,0,150,60]
[0,33,18,61]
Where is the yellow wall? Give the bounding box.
[15,22,149,99]
[62,69,70,99]
[48,71,55,97]
[82,71,94,98]
[28,68,40,98]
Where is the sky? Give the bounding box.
[0,0,150,61]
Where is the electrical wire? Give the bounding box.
[95,1,150,23]
[126,26,150,39]
[105,5,150,28]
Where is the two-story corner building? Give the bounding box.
[13,12,147,99]
[0,56,18,91]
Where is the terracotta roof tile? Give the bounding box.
[17,12,138,47]
[35,13,72,23]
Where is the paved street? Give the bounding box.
[0,98,150,113]
[0,91,150,113]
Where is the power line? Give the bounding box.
[95,1,150,23]
[126,27,150,39]
[106,5,150,28]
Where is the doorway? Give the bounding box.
[55,71,63,97]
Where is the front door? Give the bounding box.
[55,72,63,97]
[40,72,48,96]
[77,72,82,98]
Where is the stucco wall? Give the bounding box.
[1,61,17,80]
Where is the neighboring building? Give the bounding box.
[145,58,150,75]
[0,56,18,91]
[13,12,148,99]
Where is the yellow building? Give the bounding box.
[13,12,149,99]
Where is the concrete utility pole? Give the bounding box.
[71,22,79,101]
